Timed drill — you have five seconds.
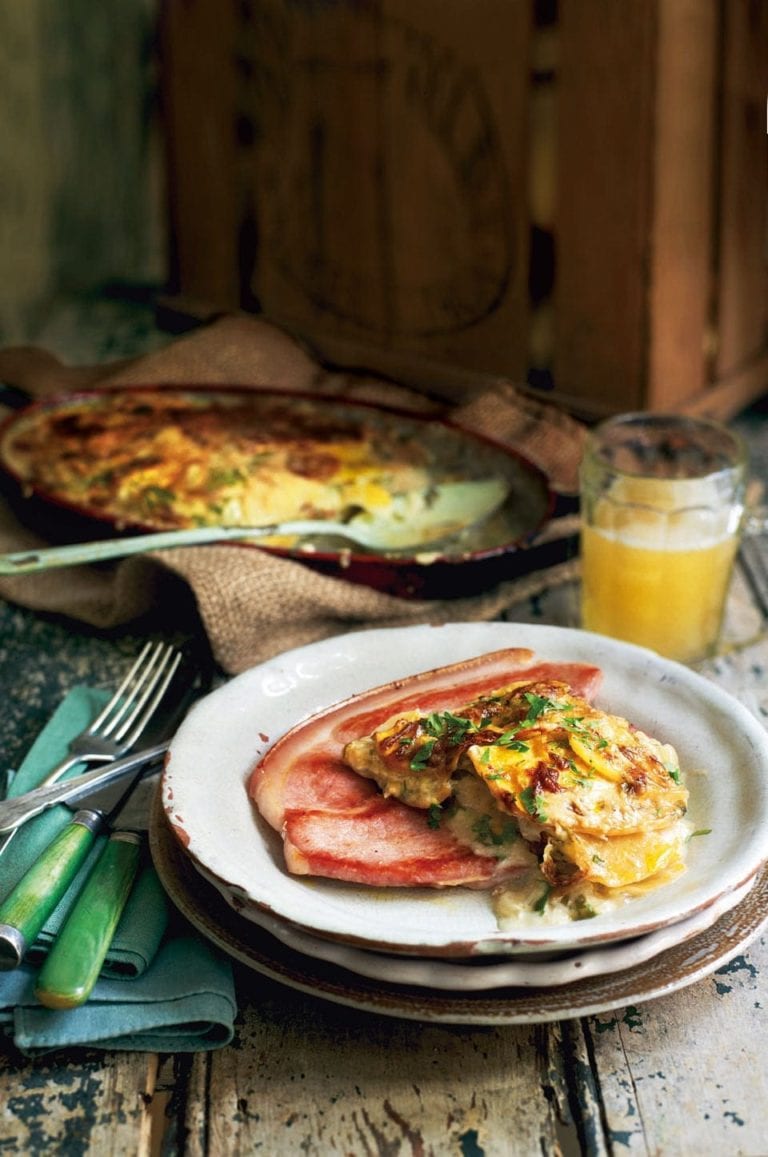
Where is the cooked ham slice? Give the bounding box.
[249,648,603,888]
[283,798,506,887]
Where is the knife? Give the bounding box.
[0,764,157,970]
[0,742,168,833]
[34,774,157,1009]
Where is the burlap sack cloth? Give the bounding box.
[0,316,584,673]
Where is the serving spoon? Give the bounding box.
[0,477,511,575]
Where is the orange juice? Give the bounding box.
[581,521,739,662]
[579,413,747,664]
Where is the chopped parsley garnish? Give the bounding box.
[497,730,530,753]
[91,468,116,486]
[424,711,474,744]
[522,692,558,723]
[472,814,518,848]
[501,693,603,751]
[140,485,175,511]
[560,712,598,743]
[667,765,682,784]
[533,885,552,914]
[426,804,442,830]
[520,784,548,822]
[409,738,436,771]
[208,465,246,488]
[569,894,598,921]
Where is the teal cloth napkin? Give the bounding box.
[0,686,167,972]
[0,687,237,1054]
[1,939,236,1055]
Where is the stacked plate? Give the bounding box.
[152,624,768,1025]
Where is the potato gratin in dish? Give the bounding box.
[0,387,549,552]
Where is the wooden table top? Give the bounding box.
[2,287,768,1152]
[0,555,766,1156]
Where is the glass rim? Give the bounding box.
[584,411,748,480]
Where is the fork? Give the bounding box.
[0,640,182,854]
[38,641,183,782]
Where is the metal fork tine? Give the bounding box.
[86,641,160,734]
[118,649,184,749]
[111,644,179,744]
[100,642,170,739]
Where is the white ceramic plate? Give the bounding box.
[150,800,768,1025]
[162,623,768,957]
[192,868,756,990]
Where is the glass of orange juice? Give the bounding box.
[579,413,748,663]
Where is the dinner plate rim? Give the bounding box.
[187,851,758,991]
[150,793,768,1025]
[161,622,768,958]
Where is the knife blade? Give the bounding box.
[0,765,157,970]
[0,741,169,833]
[34,774,157,1009]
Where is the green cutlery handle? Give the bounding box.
[0,810,103,969]
[35,832,142,1009]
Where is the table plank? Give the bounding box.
[184,980,602,1155]
[584,934,768,1153]
[0,1047,158,1152]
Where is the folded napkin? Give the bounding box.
[0,688,236,1054]
[1,939,236,1056]
[0,314,585,674]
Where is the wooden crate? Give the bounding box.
[159,0,768,418]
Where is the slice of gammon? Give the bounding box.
[283,798,509,887]
[249,647,603,888]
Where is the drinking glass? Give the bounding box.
[579,412,747,663]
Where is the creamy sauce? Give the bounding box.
[492,822,691,929]
[445,772,690,926]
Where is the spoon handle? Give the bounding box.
[0,524,292,574]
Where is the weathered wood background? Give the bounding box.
[0,0,164,345]
[161,0,768,418]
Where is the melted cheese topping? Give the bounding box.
[342,678,691,917]
[4,390,446,533]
